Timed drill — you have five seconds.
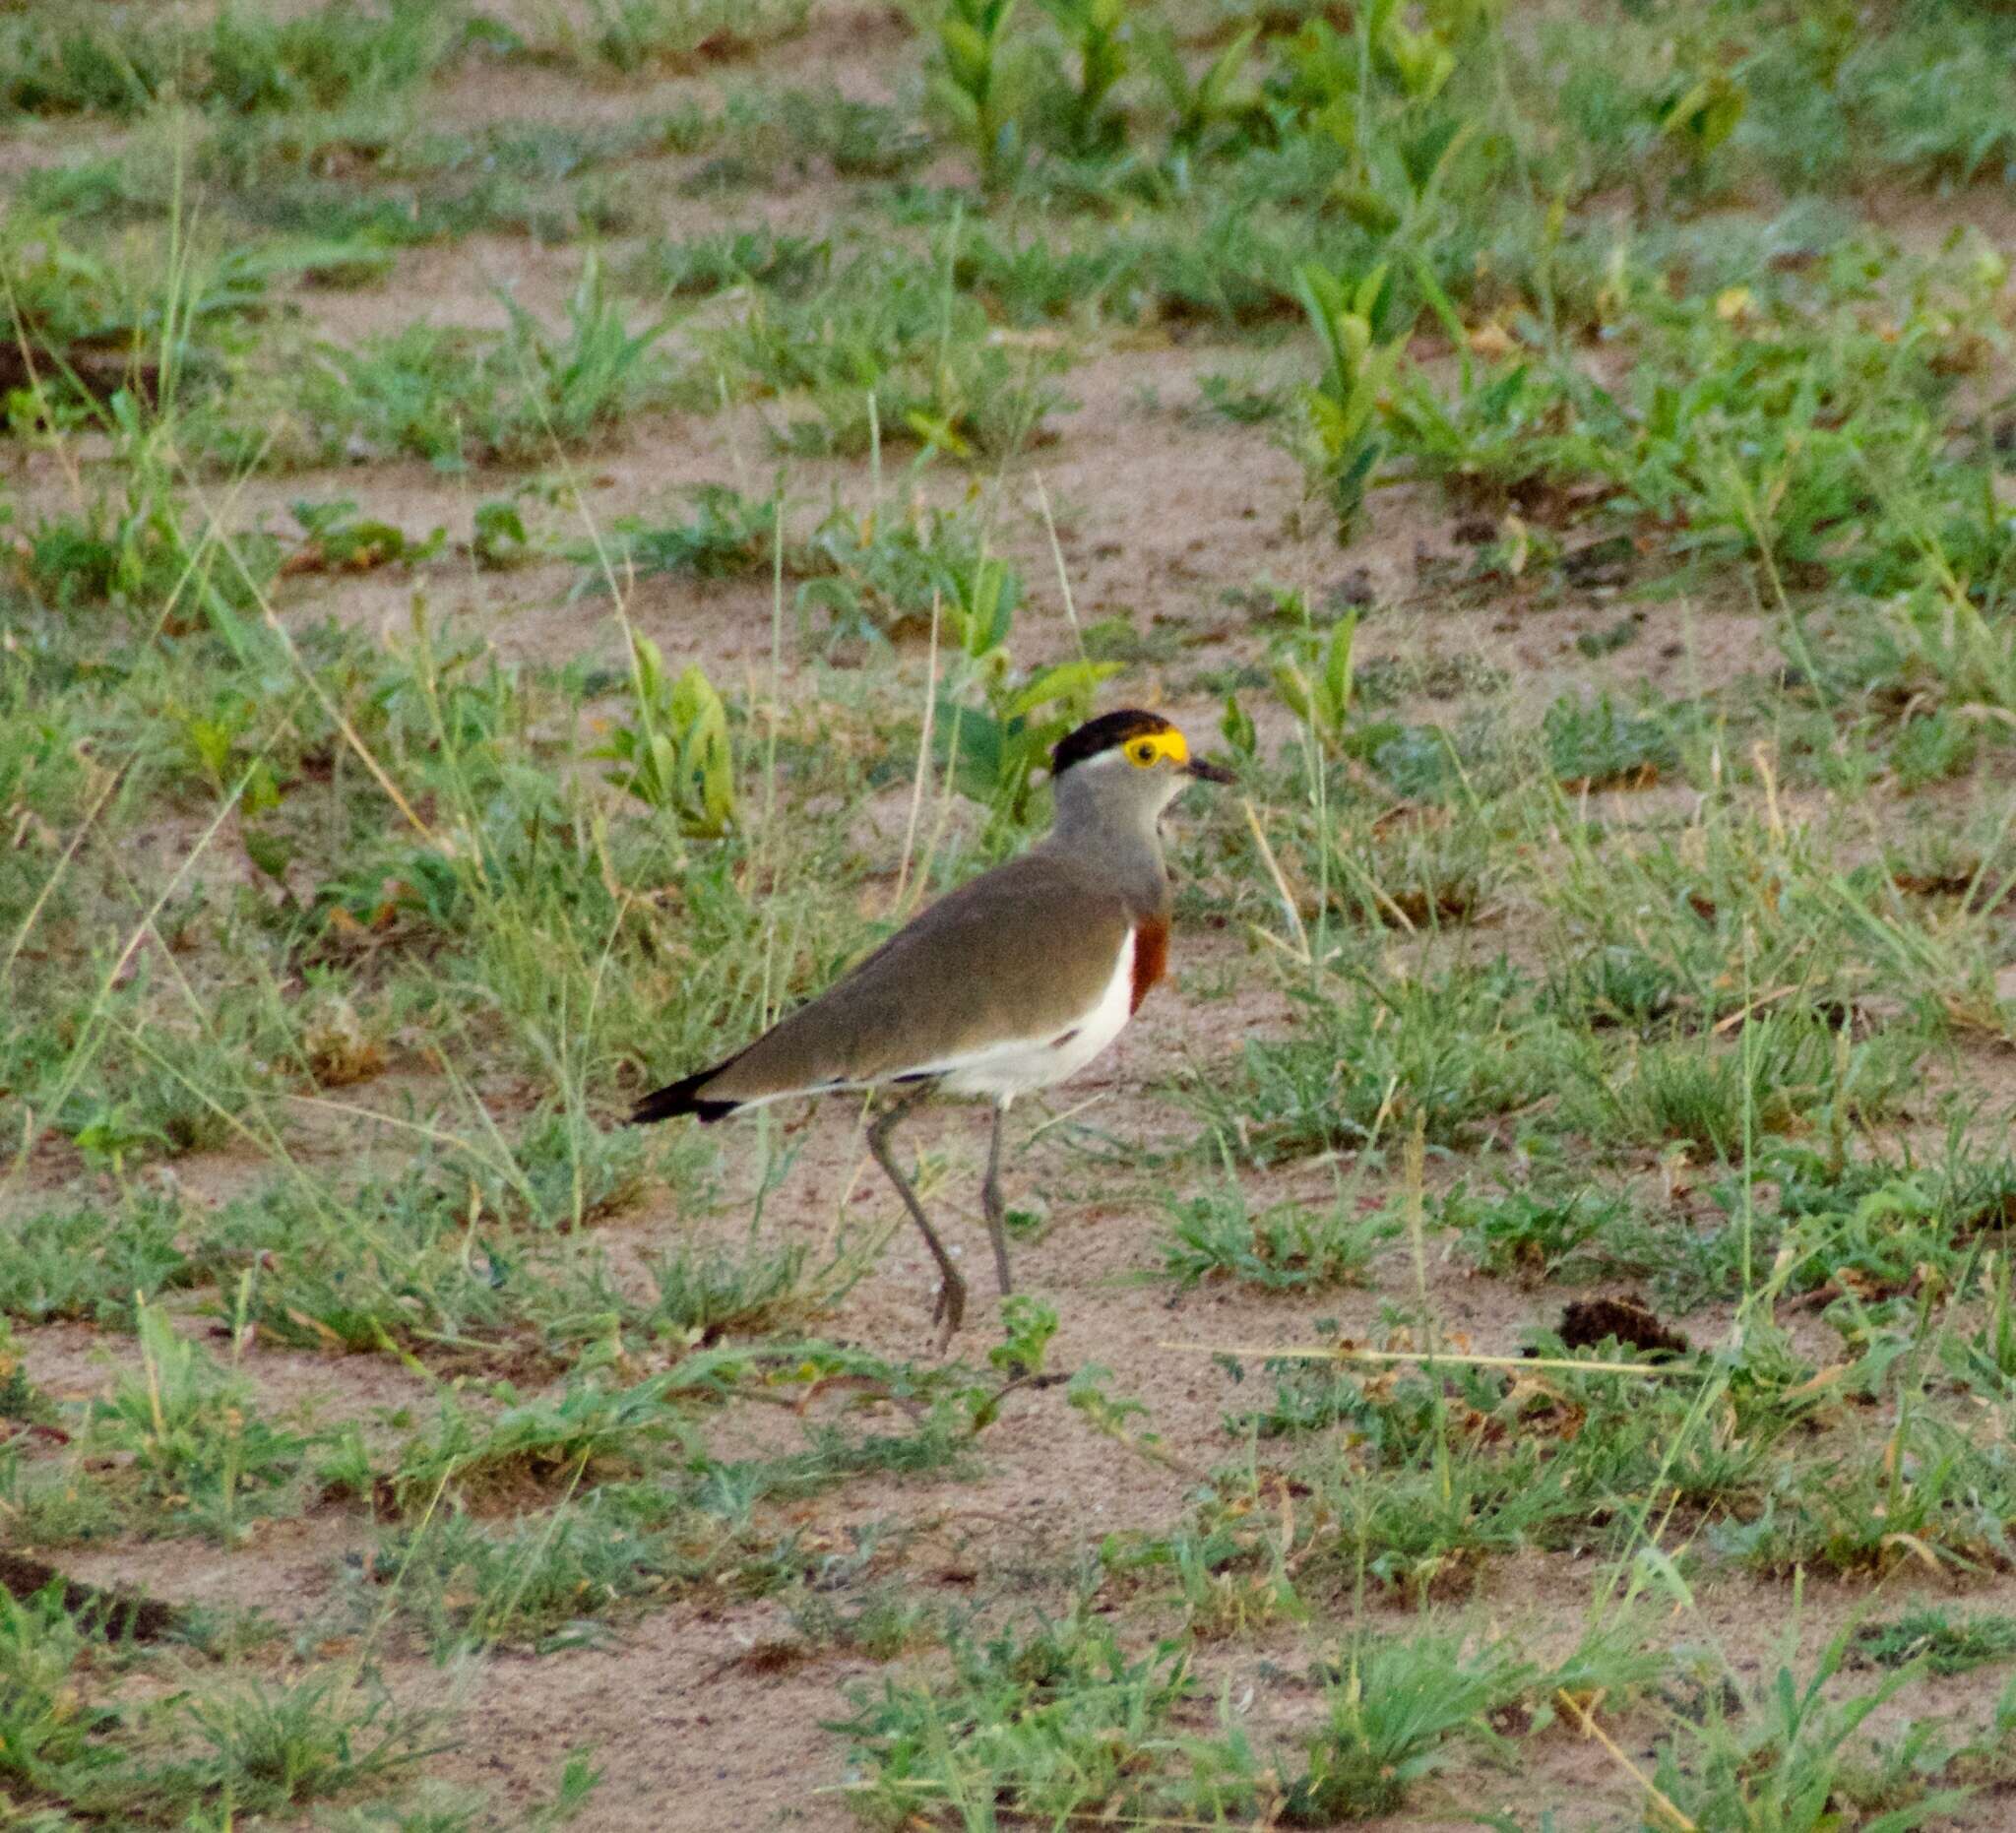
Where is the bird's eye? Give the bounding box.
[1127,739,1160,767]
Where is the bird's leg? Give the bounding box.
[981,1101,1014,1298]
[867,1089,966,1348]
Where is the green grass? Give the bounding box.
[1162,1177,1395,1290]
[0,1577,450,1823]
[1184,961,1578,1163]
[568,0,813,71]
[705,237,1073,458]
[197,253,694,470]
[1854,1605,2016,1678]
[1,1,462,122]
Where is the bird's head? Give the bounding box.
[1048,709,1234,828]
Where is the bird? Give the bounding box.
[629,708,1234,1344]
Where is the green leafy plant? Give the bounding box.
[585,0,811,70]
[919,0,1038,187]
[642,1236,824,1343]
[0,1193,192,1325]
[1660,67,1747,176]
[1854,1606,2016,1678]
[586,484,777,588]
[1141,24,1258,156]
[1273,611,1358,754]
[836,1609,1254,1825]
[287,498,445,573]
[795,499,1007,644]
[1036,0,1131,155]
[379,1373,690,1516]
[1542,692,1678,790]
[627,227,829,299]
[1650,1628,1965,1832]
[593,637,737,836]
[935,659,1116,820]
[1453,1182,1634,1283]
[711,243,1067,459]
[1191,964,1572,1164]
[180,1672,451,1815]
[0,0,459,121]
[1269,2,1493,258]
[1295,263,1404,538]
[472,497,535,568]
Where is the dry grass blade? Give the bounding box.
[1155,1342,1705,1378]
[1555,1689,1697,1832]
[1242,797,1311,965]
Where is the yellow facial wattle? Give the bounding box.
[1123,727,1189,769]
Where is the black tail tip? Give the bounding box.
[629,1069,739,1126]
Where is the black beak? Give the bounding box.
[1184,758,1236,784]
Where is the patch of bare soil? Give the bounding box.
[0,1551,180,1641]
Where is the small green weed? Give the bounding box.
[1452,1181,1636,1284]
[587,484,777,587]
[1282,1630,1532,1823]
[585,0,810,70]
[642,1235,826,1343]
[1163,1181,1393,1292]
[837,1609,1259,1826]
[87,1301,310,1544]
[917,0,1039,188]
[1650,1626,1966,1833]
[1272,610,1358,756]
[0,0,459,120]
[0,1193,192,1326]
[626,227,829,299]
[1295,263,1404,538]
[593,638,737,836]
[366,1485,701,1655]
[710,243,1069,458]
[1854,1606,2016,1678]
[1189,963,1572,1163]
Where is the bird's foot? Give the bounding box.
[931,1270,968,1351]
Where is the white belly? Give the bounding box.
[929,929,1136,1103]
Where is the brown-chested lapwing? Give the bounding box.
[631,709,1233,1344]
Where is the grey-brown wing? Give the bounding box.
[700,853,1132,1102]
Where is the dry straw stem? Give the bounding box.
[1555,1688,1697,1832]
[892,589,943,915]
[0,743,286,1198]
[261,606,438,845]
[1033,470,1087,660]
[1242,797,1311,965]
[1155,1342,1706,1379]
[2,758,127,985]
